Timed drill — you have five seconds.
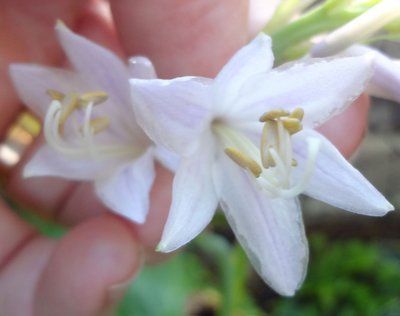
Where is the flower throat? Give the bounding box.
[214,108,320,198]
[45,90,138,160]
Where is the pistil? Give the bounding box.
[44,90,139,160]
[216,108,320,198]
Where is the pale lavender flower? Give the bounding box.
[130,34,393,295]
[10,23,168,224]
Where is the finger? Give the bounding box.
[110,0,249,77]
[317,94,370,158]
[34,215,142,316]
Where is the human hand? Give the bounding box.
[0,0,370,315]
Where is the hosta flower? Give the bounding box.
[130,34,394,295]
[10,23,163,224]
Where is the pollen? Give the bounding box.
[224,147,262,177]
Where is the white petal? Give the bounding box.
[94,148,156,224]
[154,146,180,172]
[292,130,394,216]
[214,33,274,114]
[130,77,213,155]
[158,137,218,252]
[9,64,84,117]
[214,155,308,296]
[128,56,157,79]
[342,45,400,103]
[55,23,130,105]
[230,56,373,127]
[24,145,124,180]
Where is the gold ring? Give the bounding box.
[0,111,41,174]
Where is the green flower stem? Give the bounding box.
[269,4,371,63]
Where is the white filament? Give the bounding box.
[44,100,139,160]
[214,121,320,198]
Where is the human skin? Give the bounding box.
[0,0,369,315]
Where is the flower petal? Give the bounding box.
[230,56,373,127]
[94,148,156,224]
[341,45,400,103]
[214,154,308,296]
[154,146,180,172]
[293,130,394,216]
[55,22,130,105]
[158,136,218,252]
[130,77,212,155]
[214,33,274,114]
[24,145,124,180]
[9,64,84,117]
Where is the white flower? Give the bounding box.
[130,34,394,295]
[10,23,166,224]
[327,45,400,104]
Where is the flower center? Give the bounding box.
[214,108,320,198]
[44,90,140,160]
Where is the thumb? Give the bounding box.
[110,0,249,78]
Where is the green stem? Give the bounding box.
[269,5,365,63]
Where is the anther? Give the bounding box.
[225,147,262,177]
[282,118,302,135]
[79,91,108,106]
[289,108,304,121]
[259,109,290,122]
[291,159,298,167]
[47,89,65,101]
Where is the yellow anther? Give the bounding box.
[291,159,298,167]
[282,118,302,135]
[47,89,65,101]
[224,147,262,177]
[289,108,304,121]
[259,109,290,122]
[79,91,108,106]
[89,117,110,134]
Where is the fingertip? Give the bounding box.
[34,214,142,316]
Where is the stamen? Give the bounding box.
[43,90,139,161]
[47,89,65,101]
[58,92,80,133]
[225,147,262,177]
[88,117,110,134]
[261,121,278,168]
[259,109,290,122]
[215,107,318,199]
[79,91,109,106]
[289,108,304,121]
[282,118,302,135]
